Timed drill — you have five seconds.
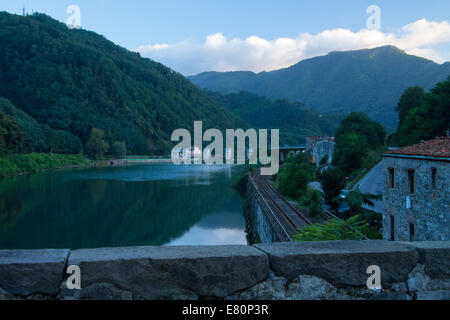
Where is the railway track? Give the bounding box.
[251,170,313,238]
[251,169,370,241]
[320,209,338,221]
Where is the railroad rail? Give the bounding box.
[250,169,313,240]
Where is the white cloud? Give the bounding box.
[135,19,450,76]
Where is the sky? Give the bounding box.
[1,0,450,75]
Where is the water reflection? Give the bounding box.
[0,164,247,249]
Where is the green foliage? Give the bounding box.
[0,110,23,154]
[231,165,258,196]
[87,128,109,160]
[190,46,450,131]
[333,132,370,174]
[111,141,127,158]
[0,96,81,155]
[293,214,381,241]
[42,125,82,154]
[395,86,425,125]
[335,188,382,217]
[0,12,245,155]
[206,91,340,145]
[276,154,315,200]
[319,155,328,166]
[333,112,386,175]
[390,77,450,146]
[298,188,322,217]
[319,167,346,208]
[0,153,90,178]
[335,112,386,147]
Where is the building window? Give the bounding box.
[431,168,437,190]
[408,169,415,194]
[409,223,415,242]
[388,168,395,189]
[390,216,395,241]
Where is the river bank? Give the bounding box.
[0,153,176,179]
[0,153,94,179]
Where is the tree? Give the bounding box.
[335,112,386,147]
[319,167,345,209]
[425,77,450,138]
[336,188,382,217]
[333,132,370,174]
[396,86,425,125]
[86,128,109,160]
[0,110,23,154]
[111,141,127,158]
[319,155,328,166]
[298,188,322,217]
[277,154,315,200]
[390,76,450,146]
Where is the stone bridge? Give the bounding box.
[1,241,449,300]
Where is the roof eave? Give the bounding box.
[382,154,450,162]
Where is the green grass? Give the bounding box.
[0,153,91,179]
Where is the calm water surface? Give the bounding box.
[0,164,247,249]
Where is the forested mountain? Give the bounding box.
[189,46,450,131]
[0,12,245,154]
[206,91,341,145]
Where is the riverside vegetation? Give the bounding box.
[0,153,90,179]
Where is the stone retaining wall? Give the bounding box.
[1,241,449,300]
[246,178,282,243]
[246,175,292,242]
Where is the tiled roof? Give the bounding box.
[384,137,450,158]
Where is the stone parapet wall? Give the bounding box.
[0,241,449,300]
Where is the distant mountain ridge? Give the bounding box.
[0,12,246,154]
[189,46,450,131]
[206,91,342,145]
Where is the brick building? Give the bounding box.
[382,137,450,241]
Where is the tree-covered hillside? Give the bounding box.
[0,12,246,154]
[206,91,341,145]
[189,46,450,131]
[389,76,450,146]
[0,98,82,154]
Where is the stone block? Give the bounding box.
[401,241,450,278]
[68,245,269,299]
[0,249,70,296]
[254,241,419,287]
[416,290,450,300]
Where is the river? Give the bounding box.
[0,164,247,249]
